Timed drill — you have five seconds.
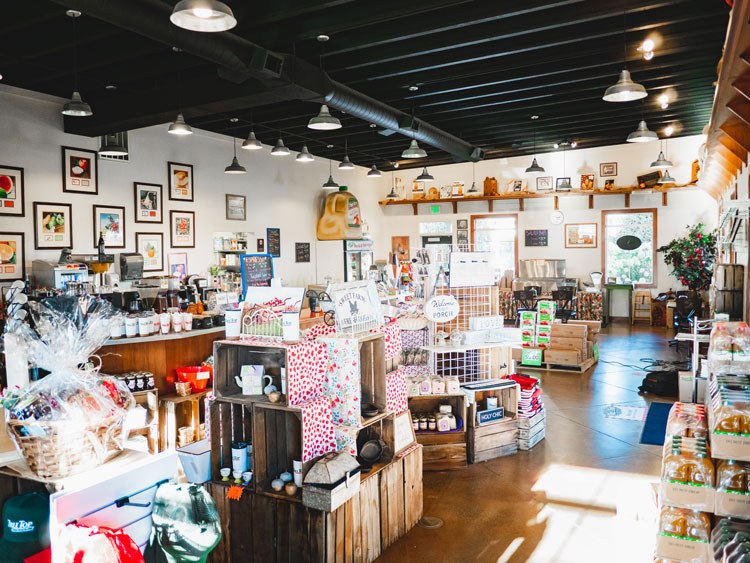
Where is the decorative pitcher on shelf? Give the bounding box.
[235,365,271,395]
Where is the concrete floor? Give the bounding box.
[377,324,683,563]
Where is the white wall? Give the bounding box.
[379,135,718,293]
[0,85,389,287]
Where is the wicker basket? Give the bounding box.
[7,411,129,480]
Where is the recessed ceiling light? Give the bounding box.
[408,85,419,92]
[317,34,330,42]
[531,115,539,120]
[570,141,578,149]
[326,144,334,149]
[369,123,377,128]
[172,46,183,53]
[641,39,655,53]
[66,9,81,17]
[105,84,117,91]
[553,143,559,149]
[229,117,239,123]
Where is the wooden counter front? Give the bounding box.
[97,327,224,394]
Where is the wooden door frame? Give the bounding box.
[601,208,658,288]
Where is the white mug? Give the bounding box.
[225,308,242,338]
[159,313,171,334]
[125,316,138,338]
[137,316,151,336]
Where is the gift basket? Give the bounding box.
[3,295,133,480]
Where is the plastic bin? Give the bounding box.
[177,439,211,483]
[176,366,212,392]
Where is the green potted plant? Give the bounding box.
[657,223,717,293]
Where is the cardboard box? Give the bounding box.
[568,320,602,334]
[550,323,587,339]
[716,489,750,519]
[654,533,710,562]
[513,346,543,361]
[544,348,582,365]
[535,334,550,349]
[519,311,537,326]
[550,336,585,350]
[659,481,714,512]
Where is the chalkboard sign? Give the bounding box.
[525,229,548,247]
[267,227,281,258]
[240,253,274,293]
[295,242,310,263]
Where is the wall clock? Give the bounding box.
[550,210,564,225]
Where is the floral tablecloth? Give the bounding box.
[319,336,361,427]
[386,368,408,414]
[333,423,358,457]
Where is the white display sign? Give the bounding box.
[424,294,459,323]
[449,251,495,288]
[329,280,383,334]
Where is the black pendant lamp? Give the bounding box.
[322,159,339,189]
[525,115,545,173]
[224,138,246,174]
[386,172,398,199]
[61,10,93,117]
[467,162,478,193]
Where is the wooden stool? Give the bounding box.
[632,290,653,325]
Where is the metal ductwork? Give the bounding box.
[50,0,483,162]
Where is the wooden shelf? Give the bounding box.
[360,410,389,429]
[379,184,697,215]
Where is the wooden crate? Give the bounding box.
[128,389,158,454]
[213,340,287,402]
[409,394,467,471]
[464,381,519,428]
[358,333,387,414]
[382,410,417,457]
[209,399,253,485]
[467,417,519,463]
[159,388,210,451]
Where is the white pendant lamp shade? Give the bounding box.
[402,139,427,159]
[271,138,290,156]
[658,170,676,184]
[650,151,673,169]
[603,69,647,103]
[170,0,237,32]
[525,157,545,173]
[339,155,355,170]
[416,167,434,182]
[308,105,342,130]
[627,120,659,143]
[224,156,246,174]
[168,113,193,135]
[296,145,314,162]
[367,165,382,178]
[62,90,93,117]
[242,130,262,150]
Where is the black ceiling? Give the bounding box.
[0,0,730,170]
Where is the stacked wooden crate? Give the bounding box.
[410,394,467,470]
[464,381,520,463]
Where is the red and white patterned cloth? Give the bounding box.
[374,322,402,360]
[303,322,337,341]
[400,327,429,350]
[319,336,361,427]
[286,340,329,406]
[386,368,408,415]
[333,423,358,457]
[300,395,336,462]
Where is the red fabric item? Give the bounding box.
[24,548,51,563]
[61,524,144,563]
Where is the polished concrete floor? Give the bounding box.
[378,324,683,563]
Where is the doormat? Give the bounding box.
[602,404,648,421]
[639,402,674,445]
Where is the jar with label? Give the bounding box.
[446,376,460,394]
[431,377,445,395]
[438,404,457,430]
[419,415,428,431]
[428,415,437,431]
[412,414,420,432]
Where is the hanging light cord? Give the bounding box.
[622,0,628,67]
[71,14,79,90]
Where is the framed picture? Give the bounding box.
[136,232,164,272]
[506,179,527,193]
[603,179,616,191]
[257,238,265,252]
[457,219,468,230]
[0,232,25,281]
[33,201,72,249]
[168,162,194,202]
[457,229,469,243]
[170,210,195,248]
[536,176,553,192]
[556,177,572,191]
[580,174,595,191]
[93,205,126,249]
[226,193,246,221]
[565,223,598,248]
[600,162,617,177]
[134,182,163,224]
[168,252,188,281]
[0,165,25,217]
[62,146,98,194]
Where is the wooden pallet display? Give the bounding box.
[358,332,387,416]
[464,381,520,463]
[206,447,423,563]
[209,398,253,485]
[408,394,467,470]
[213,340,287,403]
[527,356,597,374]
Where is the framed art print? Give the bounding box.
[580,174,595,190]
[134,182,163,223]
[93,205,126,249]
[168,252,188,281]
[536,176,553,192]
[33,201,72,249]
[136,232,164,272]
[168,162,194,201]
[600,162,617,177]
[257,238,265,252]
[62,146,98,194]
[0,232,25,282]
[170,210,195,248]
[565,223,598,248]
[226,193,246,221]
[457,219,468,230]
[0,165,25,217]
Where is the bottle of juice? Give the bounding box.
[317,186,363,241]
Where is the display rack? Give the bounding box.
[213,231,253,273]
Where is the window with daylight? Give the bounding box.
[470,214,518,277]
[603,209,657,286]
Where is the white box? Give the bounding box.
[462,330,489,346]
[469,315,504,330]
[678,371,694,403]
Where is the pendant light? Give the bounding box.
[224,138,246,174]
[168,112,193,135]
[61,10,93,117]
[558,145,572,191]
[416,167,434,182]
[386,171,398,198]
[525,115,545,173]
[467,162,478,193]
[308,105,342,131]
[658,170,675,184]
[627,120,658,143]
[99,133,128,156]
[322,159,339,189]
[339,139,355,170]
[242,130,262,150]
[271,137,290,156]
[402,139,427,159]
[368,165,382,178]
[296,144,314,162]
[602,2,647,103]
[650,141,673,169]
[170,0,237,32]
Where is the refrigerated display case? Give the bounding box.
[344,239,374,281]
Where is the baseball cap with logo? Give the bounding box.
[0,491,50,562]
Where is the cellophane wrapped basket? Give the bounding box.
[3,295,133,480]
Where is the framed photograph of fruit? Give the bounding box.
[0,232,25,281]
[136,232,163,272]
[170,210,195,248]
[168,162,194,202]
[0,166,24,217]
[93,205,126,249]
[580,174,595,191]
[62,146,98,194]
[134,182,163,223]
[33,201,72,249]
